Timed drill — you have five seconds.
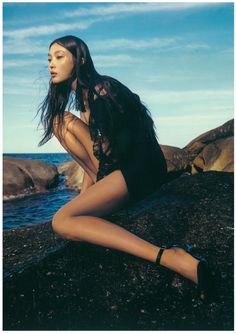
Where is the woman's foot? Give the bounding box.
[156,244,214,300]
[158,247,199,283]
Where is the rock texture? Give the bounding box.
[184,119,234,173]
[184,119,233,157]
[3,172,233,330]
[191,136,234,174]
[57,160,84,189]
[3,157,59,198]
[160,144,190,173]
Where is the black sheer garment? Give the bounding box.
[84,76,167,205]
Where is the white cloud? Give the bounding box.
[3,88,37,95]
[155,114,232,147]
[140,89,234,105]
[3,76,37,85]
[3,38,46,55]
[4,123,36,130]
[3,17,106,39]
[185,43,210,50]
[219,48,234,55]
[91,37,181,51]
[3,59,44,69]
[3,2,214,40]
[64,3,211,18]
[93,54,139,68]
[3,35,211,58]
[3,53,136,69]
[156,113,231,123]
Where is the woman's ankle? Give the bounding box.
[158,248,199,283]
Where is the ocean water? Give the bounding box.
[4,153,73,165]
[3,153,79,230]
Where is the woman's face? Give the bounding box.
[48,43,75,84]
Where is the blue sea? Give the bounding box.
[3,153,79,230]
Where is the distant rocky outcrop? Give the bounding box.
[3,172,233,330]
[160,145,190,173]
[184,119,234,173]
[184,119,233,157]
[191,136,234,174]
[3,157,59,199]
[161,119,234,176]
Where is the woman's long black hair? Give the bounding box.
[37,35,158,147]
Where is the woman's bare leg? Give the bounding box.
[52,170,199,284]
[52,112,199,284]
[53,111,99,183]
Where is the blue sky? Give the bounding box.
[3,2,234,153]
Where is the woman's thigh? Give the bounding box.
[53,169,130,221]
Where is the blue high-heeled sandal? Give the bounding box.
[156,243,214,301]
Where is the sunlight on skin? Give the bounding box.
[48,43,76,86]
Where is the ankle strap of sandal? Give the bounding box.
[156,248,165,265]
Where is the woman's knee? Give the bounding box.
[52,208,73,240]
[52,209,87,241]
[53,111,79,138]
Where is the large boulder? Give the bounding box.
[57,161,84,189]
[3,157,59,198]
[184,119,233,158]
[183,119,234,174]
[160,145,190,173]
[3,172,233,330]
[191,137,234,173]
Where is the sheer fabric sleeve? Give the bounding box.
[88,78,141,180]
[89,79,139,163]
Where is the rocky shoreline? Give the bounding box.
[3,119,234,329]
[3,172,233,330]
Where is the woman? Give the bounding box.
[38,35,212,301]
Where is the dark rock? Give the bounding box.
[3,222,67,279]
[3,172,233,330]
[3,157,59,199]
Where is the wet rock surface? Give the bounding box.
[3,172,233,330]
